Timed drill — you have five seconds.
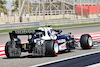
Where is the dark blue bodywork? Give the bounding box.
[57,34,70,40]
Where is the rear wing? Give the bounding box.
[9,30,44,40]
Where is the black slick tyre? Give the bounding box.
[5,41,21,58]
[80,34,93,49]
[45,40,59,56]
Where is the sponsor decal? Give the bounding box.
[61,46,66,48]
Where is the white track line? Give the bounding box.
[30,51,100,67]
[86,63,100,67]
[0,45,5,46]
[0,52,5,54]
[0,55,6,57]
[0,47,5,51]
[74,32,100,37]
[75,34,100,38]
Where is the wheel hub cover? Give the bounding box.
[54,43,58,53]
[88,37,92,46]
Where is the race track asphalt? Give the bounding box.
[0,25,100,67]
[41,52,100,67]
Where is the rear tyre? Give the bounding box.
[5,41,21,58]
[45,40,59,56]
[80,34,93,49]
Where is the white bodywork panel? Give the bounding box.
[38,27,57,40]
[59,43,67,51]
[37,27,67,51]
[57,39,67,51]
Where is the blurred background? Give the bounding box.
[0,0,100,26]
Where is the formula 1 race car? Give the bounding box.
[5,27,93,58]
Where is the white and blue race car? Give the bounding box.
[5,27,93,58]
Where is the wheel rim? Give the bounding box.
[54,43,58,53]
[88,37,92,46]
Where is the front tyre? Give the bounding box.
[45,40,59,56]
[80,34,93,49]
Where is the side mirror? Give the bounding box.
[58,30,62,34]
[54,29,62,34]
